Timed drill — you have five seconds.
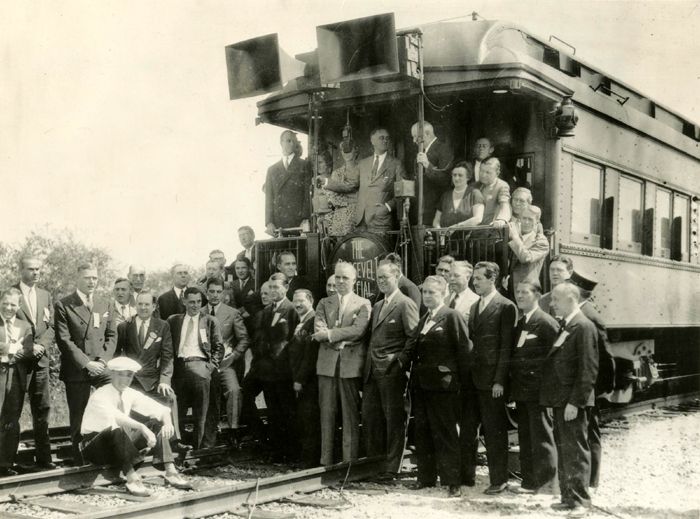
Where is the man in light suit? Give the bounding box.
[313,262,371,466]
[158,264,191,320]
[411,121,454,225]
[55,263,118,463]
[265,130,312,236]
[355,127,407,233]
[363,263,419,477]
[110,278,136,324]
[254,273,299,462]
[115,290,181,441]
[461,261,517,494]
[14,256,55,469]
[507,206,549,292]
[202,277,250,448]
[541,283,598,517]
[168,287,224,449]
[0,289,36,476]
[446,261,479,322]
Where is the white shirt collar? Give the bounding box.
[299,310,314,323]
[76,289,92,305]
[135,316,150,328]
[563,307,581,325]
[480,288,498,307]
[186,313,200,324]
[274,299,285,311]
[424,137,437,154]
[2,316,15,327]
[19,281,34,294]
[430,303,445,319]
[209,302,221,312]
[384,288,400,306]
[524,306,538,324]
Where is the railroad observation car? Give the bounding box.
[226,15,700,402]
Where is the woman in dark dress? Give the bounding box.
[432,161,485,228]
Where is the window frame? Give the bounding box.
[570,158,604,247]
[654,187,673,259]
[616,174,645,254]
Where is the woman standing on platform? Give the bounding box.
[433,161,485,228]
[318,144,359,237]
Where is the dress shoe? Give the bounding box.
[164,473,193,490]
[448,485,462,497]
[175,442,193,452]
[568,504,589,517]
[512,485,535,494]
[0,467,18,477]
[125,480,151,497]
[36,462,58,471]
[551,501,575,511]
[484,482,508,495]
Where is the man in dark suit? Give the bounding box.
[0,289,37,476]
[510,281,559,494]
[55,263,118,463]
[411,121,454,225]
[541,283,599,516]
[115,290,181,441]
[363,262,419,477]
[254,273,299,462]
[158,264,191,320]
[355,127,408,233]
[202,277,250,448]
[567,270,615,490]
[276,251,309,301]
[289,289,320,468]
[462,261,517,493]
[14,256,55,469]
[408,276,471,497]
[235,226,256,266]
[313,262,371,466]
[265,130,312,236]
[378,253,422,310]
[465,137,495,185]
[167,287,224,449]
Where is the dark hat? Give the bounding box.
[568,270,598,292]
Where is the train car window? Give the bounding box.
[617,176,644,254]
[655,188,672,259]
[672,194,690,262]
[571,159,603,247]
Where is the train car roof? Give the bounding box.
[256,19,699,159]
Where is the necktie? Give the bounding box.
[210,305,216,317]
[283,156,289,170]
[556,318,566,334]
[138,320,146,347]
[184,317,195,347]
[338,295,346,322]
[117,392,126,414]
[86,295,93,311]
[449,293,458,309]
[121,304,127,318]
[370,155,379,180]
[28,287,37,321]
[178,289,185,306]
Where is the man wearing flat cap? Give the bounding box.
[80,357,190,496]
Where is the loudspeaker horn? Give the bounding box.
[225,33,306,100]
[316,13,399,84]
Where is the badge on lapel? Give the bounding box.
[199,328,208,345]
[93,313,101,328]
[143,331,160,350]
[43,307,51,323]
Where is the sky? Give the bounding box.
[1,0,698,273]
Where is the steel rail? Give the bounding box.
[600,390,700,422]
[0,446,229,503]
[73,457,385,519]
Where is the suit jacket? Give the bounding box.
[580,301,615,395]
[202,303,249,370]
[315,292,371,378]
[253,298,298,381]
[540,311,599,408]
[365,291,419,381]
[108,300,137,326]
[115,317,173,391]
[508,231,549,288]
[375,275,423,313]
[235,247,256,265]
[0,317,34,361]
[354,154,407,228]
[157,288,186,321]
[289,311,319,387]
[54,292,117,382]
[468,291,517,391]
[0,318,34,408]
[447,288,479,323]
[509,308,559,402]
[408,306,471,392]
[538,291,553,314]
[421,139,454,225]
[265,156,312,229]
[286,275,310,302]
[167,313,224,368]
[13,283,54,368]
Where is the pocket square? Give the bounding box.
[526,333,538,339]
[434,326,444,332]
[279,318,287,323]
[154,337,162,343]
[389,319,396,324]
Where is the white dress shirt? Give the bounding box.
[1,317,19,362]
[478,288,498,314]
[563,307,581,327]
[423,137,437,155]
[523,306,538,324]
[19,282,37,321]
[81,384,168,434]
[77,289,93,308]
[421,303,445,334]
[282,153,294,169]
[179,314,203,358]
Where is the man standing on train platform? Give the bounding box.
[55,263,118,464]
[510,280,559,494]
[466,137,495,185]
[411,121,454,225]
[541,282,599,517]
[202,277,250,449]
[167,287,223,449]
[362,262,419,478]
[276,251,309,301]
[235,226,256,266]
[313,262,371,466]
[476,157,512,226]
[265,130,312,236]
[378,253,422,310]
[13,256,56,470]
[446,260,479,323]
[355,127,407,233]
[461,261,517,494]
[110,277,136,325]
[506,205,550,292]
[0,288,38,476]
[157,264,192,321]
[538,255,574,315]
[567,270,616,492]
[253,273,299,462]
[114,291,182,444]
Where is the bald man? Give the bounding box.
[411,121,454,225]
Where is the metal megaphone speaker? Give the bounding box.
[315,13,399,84]
[225,33,306,100]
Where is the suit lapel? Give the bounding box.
[69,293,92,326]
[476,294,498,327]
[19,294,35,325]
[130,319,141,353]
[273,160,293,192]
[171,315,183,355]
[374,297,397,328]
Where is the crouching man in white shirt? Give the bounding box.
[80,356,190,496]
